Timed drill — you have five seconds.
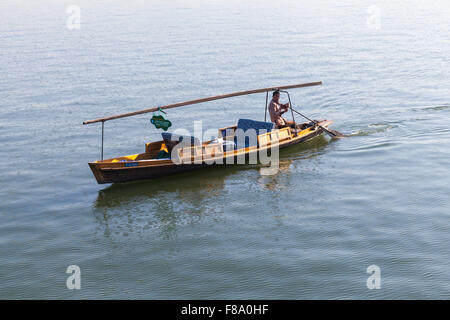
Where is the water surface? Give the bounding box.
[0,0,449,299]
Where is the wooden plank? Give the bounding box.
[258,133,271,147]
[83,81,322,125]
[270,131,280,142]
[278,127,291,141]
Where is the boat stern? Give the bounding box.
[88,162,108,184]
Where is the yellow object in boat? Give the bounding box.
[160,143,168,153]
[111,154,140,163]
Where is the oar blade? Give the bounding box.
[323,127,347,138]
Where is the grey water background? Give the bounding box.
[0,0,449,299]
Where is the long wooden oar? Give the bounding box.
[291,108,347,138]
[83,81,322,125]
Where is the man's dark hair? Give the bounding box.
[273,90,280,97]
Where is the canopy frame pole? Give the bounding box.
[264,91,269,122]
[279,90,297,136]
[101,121,105,161]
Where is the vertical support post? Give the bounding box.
[287,93,295,125]
[287,92,296,136]
[264,91,268,122]
[101,121,105,160]
[280,90,297,136]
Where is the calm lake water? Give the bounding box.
[1,0,449,299]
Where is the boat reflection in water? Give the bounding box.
[93,167,230,240]
[92,134,332,240]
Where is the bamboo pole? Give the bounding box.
[83,81,322,125]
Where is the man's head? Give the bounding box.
[272,90,280,102]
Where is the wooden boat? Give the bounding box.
[84,81,341,184]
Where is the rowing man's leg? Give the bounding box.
[284,120,303,129]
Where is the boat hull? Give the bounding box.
[89,120,332,184]
[89,162,210,184]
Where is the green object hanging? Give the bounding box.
[150,107,172,131]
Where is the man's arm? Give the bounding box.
[281,102,290,113]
